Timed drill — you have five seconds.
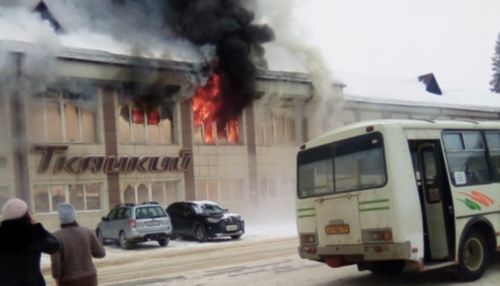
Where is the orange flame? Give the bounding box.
[193,72,239,144]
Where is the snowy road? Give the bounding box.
[40,222,500,286]
[96,244,500,286]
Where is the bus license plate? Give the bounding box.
[325,224,349,235]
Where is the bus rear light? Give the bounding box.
[303,247,317,254]
[300,233,316,245]
[370,230,392,241]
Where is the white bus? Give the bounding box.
[296,119,500,281]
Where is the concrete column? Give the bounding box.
[102,88,120,207]
[181,100,195,200]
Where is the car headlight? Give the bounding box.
[206,217,220,223]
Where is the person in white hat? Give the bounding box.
[50,202,106,286]
[0,198,60,286]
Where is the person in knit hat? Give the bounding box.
[51,202,106,286]
[0,198,60,286]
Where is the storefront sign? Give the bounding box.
[33,145,192,174]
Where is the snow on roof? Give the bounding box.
[337,72,500,112]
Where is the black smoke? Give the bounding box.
[115,0,275,127]
[166,0,275,127]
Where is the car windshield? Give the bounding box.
[193,203,225,215]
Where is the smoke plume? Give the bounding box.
[163,0,275,127]
[51,0,275,127]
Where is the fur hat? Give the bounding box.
[57,203,77,224]
[1,198,28,221]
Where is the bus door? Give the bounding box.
[416,142,454,262]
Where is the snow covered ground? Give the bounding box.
[40,220,298,267]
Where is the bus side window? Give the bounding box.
[486,132,500,182]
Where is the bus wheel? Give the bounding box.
[368,261,405,275]
[456,230,489,281]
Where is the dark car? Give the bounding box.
[166,200,245,242]
[96,202,172,249]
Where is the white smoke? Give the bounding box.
[253,0,344,138]
[0,4,61,94]
[47,0,202,62]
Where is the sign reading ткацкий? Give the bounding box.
[33,145,192,174]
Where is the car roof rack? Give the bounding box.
[114,203,135,208]
[141,201,159,205]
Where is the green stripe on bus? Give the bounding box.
[297,207,315,212]
[358,199,389,205]
[359,207,390,212]
[298,214,316,218]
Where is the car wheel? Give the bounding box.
[455,230,489,281]
[119,231,131,250]
[96,229,106,245]
[195,225,208,243]
[158,238,169,247]
[230,234,242,240]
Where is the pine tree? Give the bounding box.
[490,33,500,93]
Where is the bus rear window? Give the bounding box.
[297,132,386,198]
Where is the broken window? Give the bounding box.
[118,97,175,145]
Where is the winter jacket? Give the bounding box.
[51,225,105,286]
[0,218,60,286]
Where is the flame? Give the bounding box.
[193,72,239,144]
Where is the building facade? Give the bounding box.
[0,47,311,229]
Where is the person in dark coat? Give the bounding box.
[0,198,60,286]
[51,203,105,286]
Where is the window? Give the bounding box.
[299,158,334,198]
[32,183,103,213]
[443,131,489,185]
[33,185,50,213]
[486,132,500,182]
[107,208,119,220]
[137,184,149,203]
[193,118,242,145]
[27,90,97,143]
[195,178,243,203]
[256,112,297,146]
[124,185,135,203]
[298,133,386,198]
[118,98,175,144]
[335,146,386,192]
[86,183,101,210]
[122,181,178,205]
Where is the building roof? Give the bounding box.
[337,72,500,112]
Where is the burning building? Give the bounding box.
[0,47,311,229]
[0,0,313,229]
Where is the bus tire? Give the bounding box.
[456,230,489,282]
[367,260,405,275]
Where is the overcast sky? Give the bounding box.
[293,0,500,92]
